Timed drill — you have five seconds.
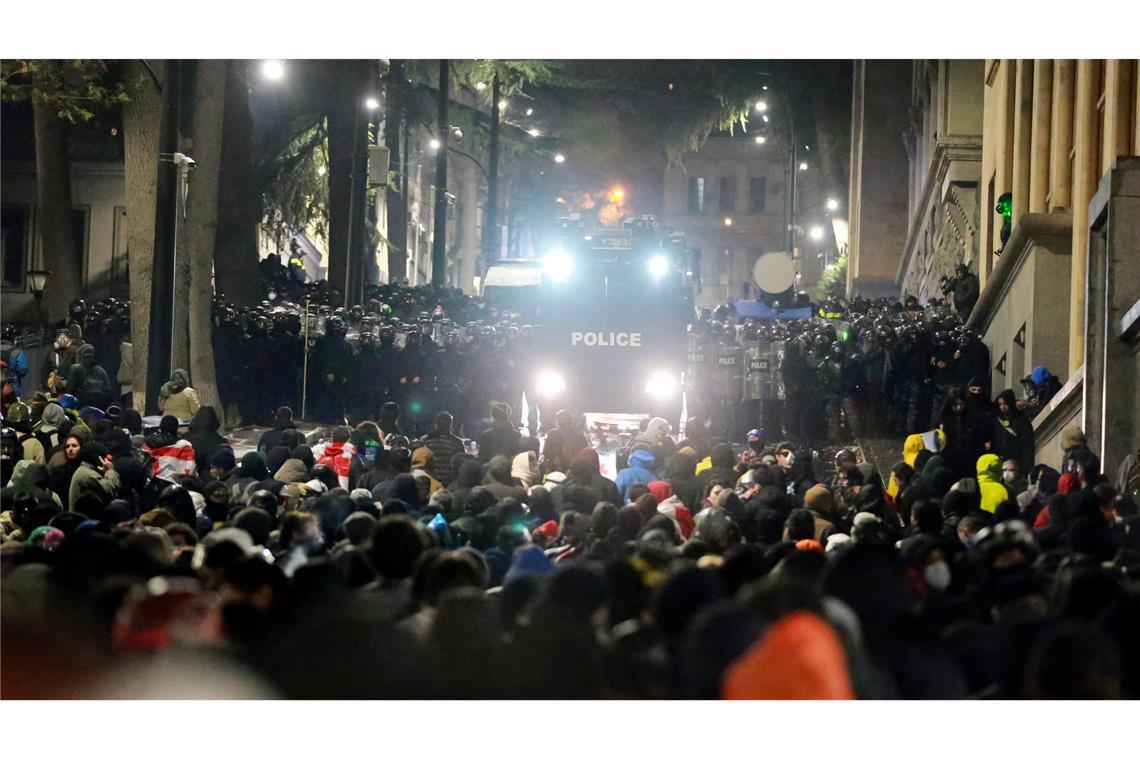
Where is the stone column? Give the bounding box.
[1029,60,1053,213]
[1012,60,1034,220]
[1068,60,1104,372]
[1049,60,1076,210]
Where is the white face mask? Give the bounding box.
[1002,471,1017,485]
[782,452,796,467]
[924,560,952,591]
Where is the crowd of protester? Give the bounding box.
[3,373,1139,697]
[3,267,1139,699]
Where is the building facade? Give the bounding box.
[851,58,1140,478]
[661,134,800,311]
[896,60,984,302]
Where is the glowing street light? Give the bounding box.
[809,225,824,241]
[528,128,541,137]
[317,165,327,177]
[754,135,767,144]
[826,198,839,212]
[754,100,768,113]
[498,99,508,111]
[475,81,487,91]
[429,138,441,151]
[799,161,809,171]
[553,153,566,164]
[365,96,380,110]
[610,187,625,202]
[261,60,285,81]
[724,217,734,227]
[526,108,534,116]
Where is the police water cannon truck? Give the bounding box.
[483,215,696,427]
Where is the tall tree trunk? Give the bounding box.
[122,60,166,405]
[183,60,227,428]
[383,61,407,283]
[214,60,261,305]
[31,94,82,324]
[430,59,449,286]
[481,73,501,276]
[327,61,369,303]
[454,159,479,293]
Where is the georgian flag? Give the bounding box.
[314,440,356,490]
[146,439,198,482]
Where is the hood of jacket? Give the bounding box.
[275,458,311,484]
[976,453,1002,483]
[170,368,190,392]
[646,480,673,503]
[7,460,50,491]
[629,448,657,471]
[902,434,925,468]
[37,402,67,432]
[512,451,539,487]
[1061,425,1087,451]
[710,443,735,469]
[450,460,484,490]
[189,405,221,434]
[411,446,435,474]
[722,612,854,699]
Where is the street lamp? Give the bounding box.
[754,135,767,144]
[261,60,285,81]
[429,138,441,151]
[528,128,541,137]
[724,217,734,227]
[799,161,808,171]
[553,153,566,164]
[498,99,508,111]
[809,225,824,241]
[26,268,50,329]
[826,198,839,212]
[526,108,534,116]
[610,187,625,202]
[365,96,380,110]
[475,81,487,91]
[754,100,768,113]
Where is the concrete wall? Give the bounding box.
[978,223,1073,393]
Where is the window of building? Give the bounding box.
[1,204,30,292]
[687,177,705,213]
[749,177,767,213]
[718,177,736,212]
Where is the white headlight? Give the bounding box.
[648,255,668,277]
[537,369,567,397]
[543,250,573,283]
[644,370,677,399]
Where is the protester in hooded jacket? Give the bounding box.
[415,412,466,486]
[32,402,68,455]
[65,344,112,411]
[158,368,200,423]
[975,453,1011,514]
[695,443,738,496]
[68,442,119,514]
[47,433,84,503]
[511,451,540,490]
[483,455,528,503]
[1,460,64,510]
[939,389,986,480]
[410,447,444,496]
[615,448,658,503]
[663,452,700,510]
[992,389,1034,475]
[476,402,521,464]
[186,406,228,475]
[257,407,298,454]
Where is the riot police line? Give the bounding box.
[8,278,1067,452]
